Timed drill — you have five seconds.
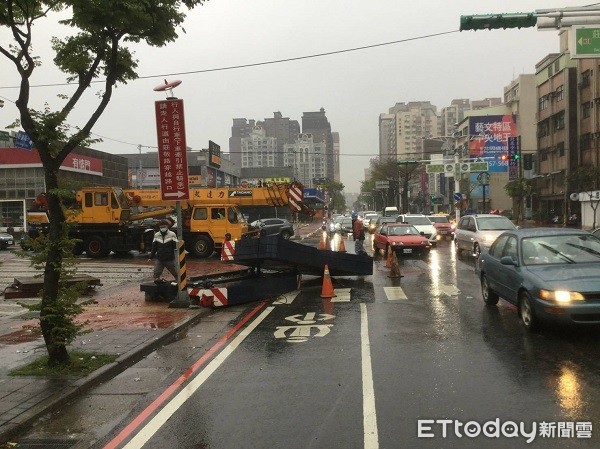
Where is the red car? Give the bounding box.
[373,223,432,257]
[427,215,455,241]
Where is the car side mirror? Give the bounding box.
[500,256,518,266]
[420,231,425,236]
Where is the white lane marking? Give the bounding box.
[123,306,275,449]
[331,287,351,302]
[361,303,379,449]
[383,286,407,300]
[272,290,300,304]
[438,284,460,297]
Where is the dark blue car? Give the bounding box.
[477,228,600,331]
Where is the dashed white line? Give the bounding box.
[361,303,379,448]
[383,286,407,300]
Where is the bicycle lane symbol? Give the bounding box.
[273,312,336,343]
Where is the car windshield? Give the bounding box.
[477,217,516,230]
[522,234,600,265]
[388,225,420,236]
[403,217,431,226]
[428,216,449,224]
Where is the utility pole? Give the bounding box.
[454,150,461,223]
[137,144,142,188]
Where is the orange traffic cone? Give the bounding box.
[388,250,403,278]
[385,246,393,268]
[318,232,327,250]
[338,237,346,252]
[320,264,336,298]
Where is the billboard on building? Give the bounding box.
[468,115,517,173]
[0,147,103,175]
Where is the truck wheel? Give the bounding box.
[85,235,110,258]
[188,235,214,258]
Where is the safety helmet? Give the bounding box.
[351,212,358,219]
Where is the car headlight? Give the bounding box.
[539,289,585,303]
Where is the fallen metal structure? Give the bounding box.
[141,234,372,308]
[3,275,101,299]
[232,234,373,277]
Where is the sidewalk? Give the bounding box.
[0,223,323,442]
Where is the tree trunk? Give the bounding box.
[40,168,70,366]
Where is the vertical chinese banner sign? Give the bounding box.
[155,99,190,200]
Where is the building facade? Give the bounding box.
[240,125,277,168]
[302,108,334,182]
[535,43,578,222]
[283,133,327,188]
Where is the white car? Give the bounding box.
[396,214,437,244]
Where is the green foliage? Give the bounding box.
[504,178,533,199]
[568,164,600,192]
[10,351,117,377]
[19,209,91,349]
[321,180,346,213]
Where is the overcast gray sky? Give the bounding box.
[0,0,588,192]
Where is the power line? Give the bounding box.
[0,30,458,90]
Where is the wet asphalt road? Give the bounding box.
[10,237,600,448]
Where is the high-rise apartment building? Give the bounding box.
[440,99,470,137]
[378,113,396,159]
[229,118,255,167]
[302,108,334,182]
[283,133,327,188]
[380,101,440,160]
[240,125,277,168]
[332,132,340,182]
[260,112,300,167]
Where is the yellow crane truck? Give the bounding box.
[26,182,311,258]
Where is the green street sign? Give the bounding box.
[426,164,445,174]
[469,162,489,172]
[572,26,600,58]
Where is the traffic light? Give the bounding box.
[500,154,509,161]
[460,13,537,31]
[507,136,521,160]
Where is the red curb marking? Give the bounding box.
[102,301,267,449]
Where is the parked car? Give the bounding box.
[454,214,517,257]
[478,228,600,330]
[249,218,295,239]
[373,223,432,257]
[427,214,455,241]
[0,232,14,250]
[396,214,437,244]
[593,228,600,239]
